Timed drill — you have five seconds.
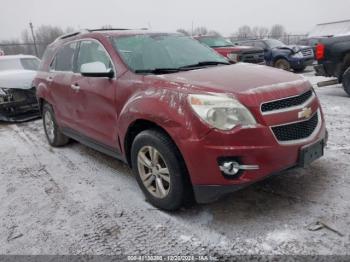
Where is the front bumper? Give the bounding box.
[0,88,40,122]
[290,57,314,69]
[179,115,327,204]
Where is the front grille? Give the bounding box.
[301,48,313,57]
[272,112,319,142]
[261,90,313,113]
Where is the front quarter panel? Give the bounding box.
[116,77,212,159]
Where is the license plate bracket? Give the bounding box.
[299,139,324,167]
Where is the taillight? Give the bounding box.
[315,43,325,60]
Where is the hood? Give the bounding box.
[0,70,37,90]
[213,45,262,54]
[275,45,311,54]
[149,63,311,106]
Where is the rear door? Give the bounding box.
[49,42,78,127]
[70,39,118,147]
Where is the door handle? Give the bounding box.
[70,83,80,91]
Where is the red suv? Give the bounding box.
[34,29,327,210]
[194,35,265,64]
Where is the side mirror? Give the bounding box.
[80,62,114,78]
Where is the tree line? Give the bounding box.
[0,24,300,58]
[177,24,287,39]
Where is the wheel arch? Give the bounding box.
[124,119,179,168]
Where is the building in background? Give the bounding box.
[308,19,350,37]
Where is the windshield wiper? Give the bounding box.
[134,68,182,74]
[179,61,230,69]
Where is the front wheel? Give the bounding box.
[274,58,291,71]
[42,103,69,147]
[342,67,350,97]
[131,129,188,210]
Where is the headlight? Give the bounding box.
[227,53,239,63]
[188,94,256,131]
[292,52,303,58]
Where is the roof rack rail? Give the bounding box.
[52,28,149,43]
[53,29,89,43]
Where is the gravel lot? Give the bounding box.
[0,68,349,256]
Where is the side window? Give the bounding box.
[54,42,77,72]
[254,41,267,49]
[76,40,112,73]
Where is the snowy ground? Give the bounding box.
[0,68,350,257]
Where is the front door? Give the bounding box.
[70,39,118,148]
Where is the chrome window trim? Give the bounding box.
[260,89,315,115]
[269,109,322,146]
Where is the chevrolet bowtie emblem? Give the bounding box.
[298,107,312,119]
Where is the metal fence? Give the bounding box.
[0,42,49,58]
[229,34,308,45]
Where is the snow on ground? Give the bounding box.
[0,68,350,256]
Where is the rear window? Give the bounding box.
[20,58,40,70]
[0,57,40,71]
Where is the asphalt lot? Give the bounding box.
[0,68,350,256]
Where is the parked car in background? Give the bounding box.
[298,37,326,54]
[0,55,41,122]
[195,35,265,64]
[35,29,327,210]
[0,49,4,56]
[234,39,314,72]
[314,35,350,96]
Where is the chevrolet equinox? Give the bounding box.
[34,29,327,210]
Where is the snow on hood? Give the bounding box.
[0,70,37,90]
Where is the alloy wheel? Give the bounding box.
[44,110,55,143]
[137,146,171,199]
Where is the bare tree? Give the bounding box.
[176,29,190,36]
[252,26,269,39]
[208,30,222,37]
[193,26,208,36]
[0,25,74,57]
[270,24,286,39]
[236,25,253,40]
[101,25,113,29]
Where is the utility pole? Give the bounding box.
[29,22,39,57]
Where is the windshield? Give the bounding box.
[265,39,286,48]
[112,34,228,73]
[197,37,233,48]
[0,58,40,71]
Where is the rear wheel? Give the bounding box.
[343,67,350,97]
[274,58,291,71]
[131,129,188,210]
[42,103,69,147]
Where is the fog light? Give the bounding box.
[220,161,241,175]
[219,161,259,176]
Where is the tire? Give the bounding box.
[131,129,189,211]
[42,103,69,147]
[274,58,291,71]
[294,66,306,73]
[342,67,350,97]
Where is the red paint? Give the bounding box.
[35,30,326,189]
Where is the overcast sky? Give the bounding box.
[0,0,349,40]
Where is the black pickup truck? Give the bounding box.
[314,35,350,96]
